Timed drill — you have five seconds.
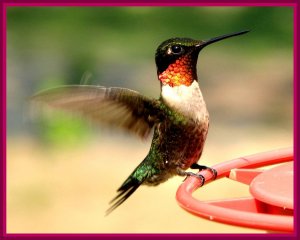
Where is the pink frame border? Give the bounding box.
[1,1,298,239]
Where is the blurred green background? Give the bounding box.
[7,6,293,233]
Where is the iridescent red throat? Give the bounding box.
[158,55,197,87]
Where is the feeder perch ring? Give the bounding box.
[176,147,293,232]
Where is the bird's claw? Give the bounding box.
[210,168,218,180]
[183,172,205,186]
[190,163,218,180]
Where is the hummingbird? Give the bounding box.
[31,30,249,215]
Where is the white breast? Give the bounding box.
[161,81,209,122]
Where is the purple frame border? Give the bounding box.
[1,0,298,239]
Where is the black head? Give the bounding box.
[155,30,250,75]
[155,38,201,75]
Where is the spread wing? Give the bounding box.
[30,85,165,139]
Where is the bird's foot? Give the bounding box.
[190,163,218,180]
[182,172,205,187]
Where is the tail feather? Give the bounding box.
[106,176,143,215]
[106,156,155,215]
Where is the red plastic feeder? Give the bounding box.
[176,148,293,232]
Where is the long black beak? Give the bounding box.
[197,30,250,49]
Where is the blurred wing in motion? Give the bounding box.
[30,85,164,139]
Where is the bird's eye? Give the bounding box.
[170,45,183,54]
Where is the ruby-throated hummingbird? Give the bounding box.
[31,30,249,214]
